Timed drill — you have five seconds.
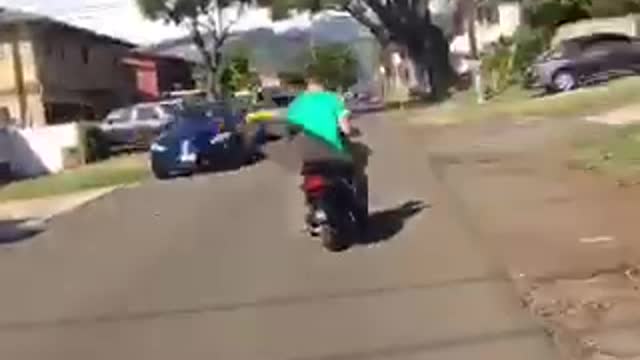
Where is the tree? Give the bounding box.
[524,0,640,34]
[219,51,260,96]
[524,0,591,33]
[305,44,359,91]
[136,0,254,98]
[587,0,640,17]
[255,0,455,100]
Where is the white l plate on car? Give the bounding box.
[179,140,197,163]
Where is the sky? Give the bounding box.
[0,0,299,45]
[0,0,455,45]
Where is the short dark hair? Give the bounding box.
[305,73,329,91]
[303,65,323,85]
[304,72,320,84]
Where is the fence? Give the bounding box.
[0,123,80,179]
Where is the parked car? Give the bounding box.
[530,33,640,92]
[100,100,183,151]
[149,101,251,179]
[344,91,385,114]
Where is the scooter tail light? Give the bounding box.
[302,175,327,193]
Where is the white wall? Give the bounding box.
[0,123,79,178]
[450,2,523,73]
[498,2,522,37]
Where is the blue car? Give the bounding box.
[149,102,250,179]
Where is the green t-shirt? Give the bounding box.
[287,91,349,152]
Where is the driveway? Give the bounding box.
[0,115,556,360]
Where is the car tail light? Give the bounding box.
[302,175,327,193]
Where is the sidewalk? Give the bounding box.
[585,104,640,125]
[0,187,120,243]
[421,118,640,360]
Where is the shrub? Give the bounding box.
[511,27,549,81]
[481,38,516,95]
[77,122,111,164]
[480,26,550,95]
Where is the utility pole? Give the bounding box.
[466,0,485,104]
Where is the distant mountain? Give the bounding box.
[144,12,380,85]
[143,7,459,87]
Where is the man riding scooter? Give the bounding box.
[286,74,369,234]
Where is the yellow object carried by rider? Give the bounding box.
[246,110,277,124]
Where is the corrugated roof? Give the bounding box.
[0,7,134,47]
[0,7,47,25]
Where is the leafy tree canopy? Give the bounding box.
[220,51,260,95]
[305,44,359,91]
[136,0,255,97]
[524,0,640,31]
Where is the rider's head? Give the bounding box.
[305,74,325,92]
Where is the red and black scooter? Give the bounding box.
[262,122,368,252]
[299,132,368,252]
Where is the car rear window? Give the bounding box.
[160,103,181,115]
[135,106,161,120]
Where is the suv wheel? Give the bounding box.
[552,70,577,92]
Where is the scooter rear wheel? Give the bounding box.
[320,225,350,252]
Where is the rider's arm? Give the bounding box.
[335,96,352,135]
[339,110,352,135]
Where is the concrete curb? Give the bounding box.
[0,183,141,243]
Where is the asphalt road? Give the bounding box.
[0,115,558,360]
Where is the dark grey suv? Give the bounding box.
[100,101,182,151]
[531,33,640,92]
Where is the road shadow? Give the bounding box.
[359,200,429,246]
[201,150,266,174]
[0,219,45,245]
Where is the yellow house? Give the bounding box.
[0,7,137,127]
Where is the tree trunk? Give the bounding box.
[212,44,223,99]
[402,23,453,101]
[370,3,454,101]
[190,22,218,99]
[467,0,479,60]
[466,0,485,104]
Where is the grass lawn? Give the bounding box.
[409,78,640,125]
[0,155,151,202]
[571,124,640,184]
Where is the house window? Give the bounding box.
[59,45,65,60]
[81,46,89,64]
[45,42,53,57]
